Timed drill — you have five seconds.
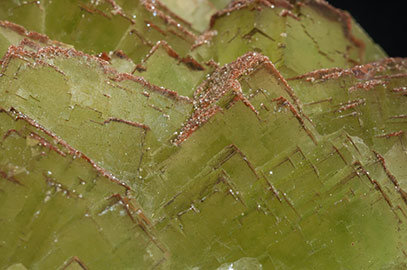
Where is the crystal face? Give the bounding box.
[0,0,406,269]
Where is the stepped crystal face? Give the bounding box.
[0,0,406,269]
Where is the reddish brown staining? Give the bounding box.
[1,44,111,77]
[174,52,308,145]
[134,64,147,72]
[353,161,395,209]
[25,31,48,44]
[79,3,111,19]
[129,29,155,47]
[6,108,131,191]
[218,174,247,207]
[210,0,293,28]
[154,0,192,28]
[392,87,407,96]
[373,151,407,205]
[0,20,68,47]
[304,0,365,61]
[2,129,21,140]
[272,96,318,145]
[210,0,271,28]
[103,0,135,24]
[222,144,259,179]
[142,0,197,40]
[289,58,407,82]
[102,117,150,130]
[109,194,152,225]
[335,98,365,113]
[29,132,67,157]
[0,20,26,36]
[1,45,67,77]
[62,256,88,270]
[109,194,168,255]
[281,191,300,217]
[138,40,205,71]
[113,73,192,103]
[390,114,407,120]
[174,53,263,144]
[205,59,220,69]
[372,180,394,208]
[242,28,275,41]
[0,169,23,186]
[145,20,167,36]
[181,56,205,71]
[191,30,218,51]
[279,9,300,20]
[333,145,348,165]
[348,79,385,92]
[261,61,307,119]
[44,174,80,198]
[19,38,42,50]
[2,44,191,104]
[304,97,332,106]
[345,134,361,155]
[264,178,283,202]
[113,50,130,60]
[377,130,405,139]
[97,52,111,62]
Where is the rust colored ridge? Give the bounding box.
[348,79,386,92]
[335,98,365,112]
[0,44,191,104]
[97,52,111,62]
[109,193,169,256]
[141,0,197,40]
[2,129,22,140]
[145,20,168,36]
[44,174,82,199]
[79,0,135,24]
[101,117,150,130]
[272,96,317,145]
[29,132,68,157]
[352,161,395,211]
[79,3,110,18]
[374,151,407,205]
[173,52,307,145]
[113,73,192,103]
[62,256,88,270]
[109,194,152,226]
[135,40,205,72]
[154,0,192,28]
[105,0,136,24]
[376,130,405,139]
[288,57,407,82]
[279,9,300,20]
[217,144,260,179]
[4,107,131,191]
[210,0,293,28]
[112,50,131,60]
[0,44,115,76]
[205,59,220,69]
[191,30,218,51]
[0,20,65,46]
[303,0,365,62]
[390,114,407,120]
[0,169,23,186]
[392,87,407,96]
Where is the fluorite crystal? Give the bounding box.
[0,0,406,269]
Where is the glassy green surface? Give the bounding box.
[0,0,406,269]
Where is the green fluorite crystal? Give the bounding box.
[0,0,406,269]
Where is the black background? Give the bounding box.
[328,0,406,57]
